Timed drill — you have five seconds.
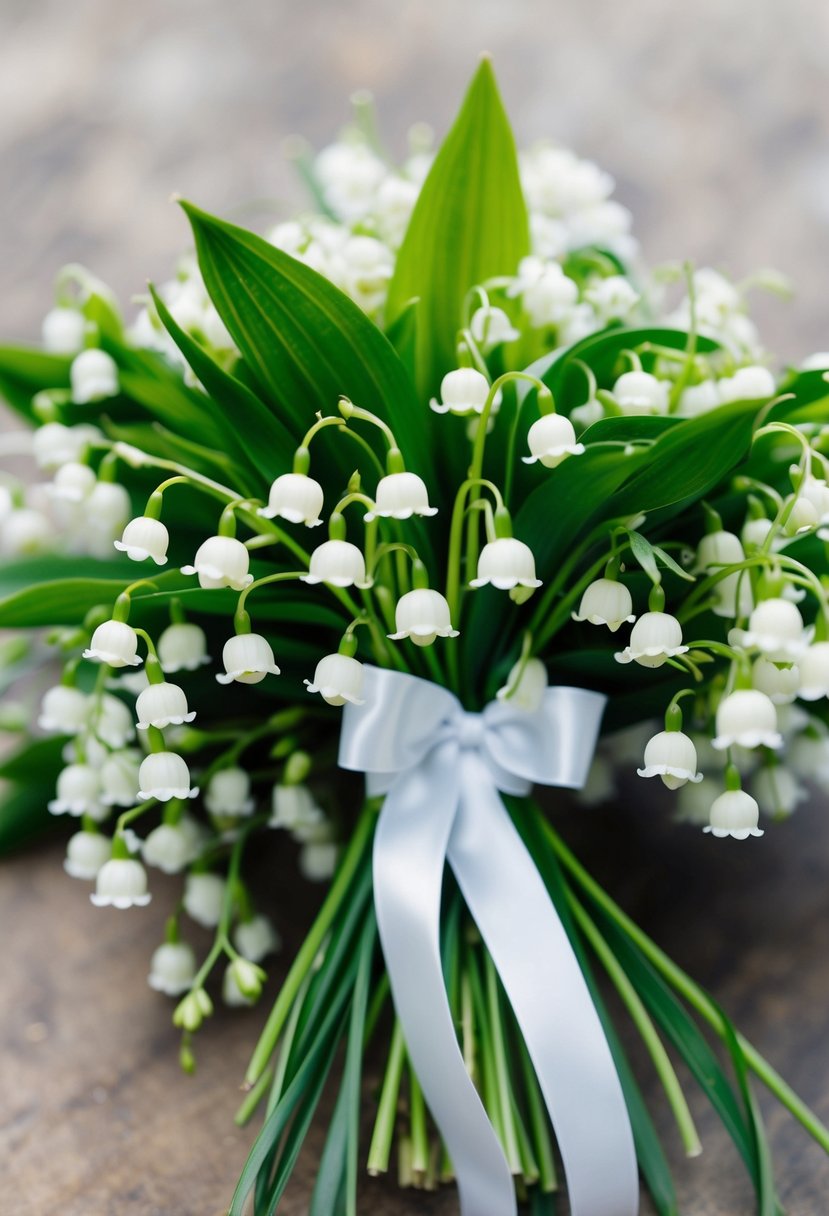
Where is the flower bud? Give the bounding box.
[173,987,213,1031]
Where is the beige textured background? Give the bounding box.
[2,0,829,357]
[3,3,829,1214]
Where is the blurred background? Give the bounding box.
[3,0,829,358]
[3,2,829,1213]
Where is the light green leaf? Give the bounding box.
[180,202,428,480]
[386,57,530,399]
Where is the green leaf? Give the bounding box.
[0,346,71,421]
[718,1004,782,1216]
[0,737,67,854]
[627,530,695,585]
[609,398,762,518]
[0,576,136,628]
[150,285,297,488]
[385,297,420,384]
[180,202,428,479]
[386,57,530,399]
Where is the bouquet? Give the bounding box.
[2,57,829,1215]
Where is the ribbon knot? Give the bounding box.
[457,710,485,750]
[340,666,638,1216]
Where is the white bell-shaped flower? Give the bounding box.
[158,622,210,672]
[100,750,141,808]
[1,508,55,556]
[572,578,635,632]
[729,598,808,661]
[182,535,253,590]
[270,783,324,832]
[612,371,669,415]
[496,658,548,712]
[91,857,152,907]
[183,872,226,927]
[797,643,829,700]
[717,365,775,403]
[90,693,136,748]
[304,653,365,706]
[137,752,198,801]
[136,681,195,730]
[585,276,640,322]
[49,763,103,817]
[751,765,808,818]
[148,941,198,996]
[301,540,371,588]
[258,473,324,527]
[615,612,688,668]
[800,477,829,525]
[523,413,585,469]
[70,348,119,403]
[49,462,97,503]
[42,306,86,355]
[712,689,782,751]
[216,633,281,685]
[32,422,97,471]
[83,620,142,668]
[300,840,339,882]
[751,657,800,705]
[741,516,774,551]
[470,305,520,352]
[38,685,90,735]
[783,496,819,537]
[512,258,579,328]
[233,914,282,963]
[637,730,702,790]
[205,767,255,818]
[704,789,764,839]
[388,589,459,646]
[693,529,753,618]
[430,368,499,416]
[114,516,169,565]
[222,960,258,1007]
[471,538,541,591]
[63,830,112,880]
[365,472,437,521]
[143,822,195,874]
[789,731,829,783]
[676,380,721,418]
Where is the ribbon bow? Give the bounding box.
[340,666,639,1216]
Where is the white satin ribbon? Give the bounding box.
[339,666,639,1216]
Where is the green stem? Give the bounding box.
[568,894,702,1157]
[368,1019,406,1175]
[545,822,829,1154]
[244,801,376,1086]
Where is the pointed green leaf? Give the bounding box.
[180,202,428,477]
[386,58,530,398]
[0,346,71,421]
[150,285,296,487]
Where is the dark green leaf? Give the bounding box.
[386,58,530,399]
[718,1004,781,1216]
[180,202,428,479]
[0,346,71,421]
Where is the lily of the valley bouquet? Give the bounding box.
[3,58,829,1216]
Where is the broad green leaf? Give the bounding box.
[385,297,419,384]
[0,735,67,782]
[180,202,429,480]
[113,348,228,449]
[0,737,67,854]
[0,346,71,421]
[104,419,242,485]
[386,58,530,400]
[0,576,139,628]
[608,398,762,517]
[582,416,680,444]
[150,285,297,488]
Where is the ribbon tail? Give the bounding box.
[447,753,640,1216]
[373,742,518,1216]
